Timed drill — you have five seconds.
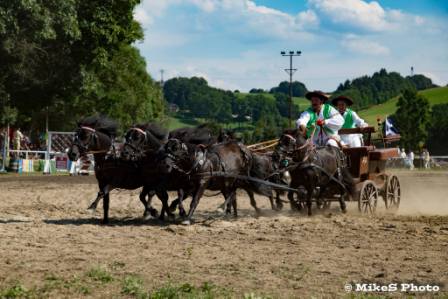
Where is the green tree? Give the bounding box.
[394,89,430,151]
[406,74,437,91]
[427,103,448,155]
[270,81,308,97]
[0,0,163,131]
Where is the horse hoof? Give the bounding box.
[167,214,176,222]
[143,214,155,221]
[181,219,191,226]
[87,208,96,213]
[149,209,159,218]
[216,207,225,214]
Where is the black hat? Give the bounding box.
[331,95,354,106]
[305,91,329,102]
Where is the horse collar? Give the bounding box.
[131,127,147,137]
[81,126,96,133]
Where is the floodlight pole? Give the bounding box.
[281,51,301,127]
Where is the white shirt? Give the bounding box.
[296,105,344,135]
[296,105,344,146]
[341,110,368,128]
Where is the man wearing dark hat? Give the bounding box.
[296,91,344,147]
[331,95,368,147]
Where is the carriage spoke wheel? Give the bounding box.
[358,180,378,215]
[385,175,401,212]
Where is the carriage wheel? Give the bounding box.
[358,180,378,215]
[385,175,401,211]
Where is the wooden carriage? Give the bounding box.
[339,127,401,214]
[247,126,401,215]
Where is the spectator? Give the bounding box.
[13,128,24,158]
[400,148,407,168]
[408,150,415,170]
[424,149,431,169]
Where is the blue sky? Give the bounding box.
[134,0,448,92]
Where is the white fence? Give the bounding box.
[1,131,79,174]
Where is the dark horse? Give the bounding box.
[159,139,254,224]
[120,122,180,220]
[274,129,355,216]
[67,116,166,223]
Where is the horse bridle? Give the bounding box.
[123,127,148,155]
[73,126,111,155]
[73,126,97,153]
[163,140,208,175]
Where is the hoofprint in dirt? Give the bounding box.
[0,172,447,298]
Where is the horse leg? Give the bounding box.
[88,191,104,211]
[339,195,347,213]
[169,197,179,213]
[275,191,284,211]
[306,187,313,216]
[182,184,205,225]
[246,189,261,216]
[223,190,233,215]
[288,191,300,212]
[140,187,158,220]
[177,189,187,218]
[231,191,238,217]
[156,190,174,221]
[102,185,110,224]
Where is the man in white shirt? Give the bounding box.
[296,91,344,147]
[331,96,368,147]
[408,151,415,170]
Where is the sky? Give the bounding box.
[134,0,448,92]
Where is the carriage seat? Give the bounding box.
[369,148,399,160]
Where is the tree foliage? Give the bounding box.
[427,103,448,155]
[333,69,435,110]
[406,74,437,91]
[394,89,430,151]
[270,81,308,97]
[0,0,163,131]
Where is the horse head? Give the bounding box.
[67,116,117,161]
[122,123,167,161]
[274,128,310,167]
[158,138,190,174]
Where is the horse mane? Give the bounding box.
[169,124,216,145]
[134,122,168,141]
[78,115,118,137]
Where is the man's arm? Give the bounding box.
[296,111,310,128]
[325,106,344,132]
[352,111,368,128]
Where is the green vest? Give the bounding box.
[342,109,355,129]
[306,104,334,138]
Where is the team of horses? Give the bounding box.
[67,116,355,225]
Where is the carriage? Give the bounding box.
[339,126,401,214]
[248,126,401,215]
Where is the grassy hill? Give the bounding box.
[359,86,448,125]
[237,92,309,111]
[165,87,448,130]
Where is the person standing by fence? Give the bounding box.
[408,150,415,170]
[424,149,431,169]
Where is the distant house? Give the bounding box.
[168,103,179,113]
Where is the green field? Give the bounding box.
[359,86,448,125]
[167,87,448,130]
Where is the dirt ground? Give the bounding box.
[0,171,447,298]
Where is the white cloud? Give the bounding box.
[134,0,319,39]
[308,0,409,32]
[342,35,390,55]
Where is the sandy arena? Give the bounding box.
[0,171,447,298]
